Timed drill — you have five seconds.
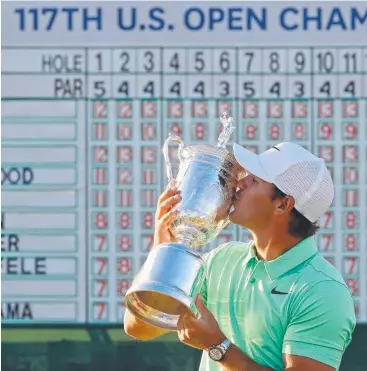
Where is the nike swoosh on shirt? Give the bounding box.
[271,287,289,295]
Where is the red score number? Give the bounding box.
[142,212,154,229]
[320,211,333,229]
[117,279,131,296]
[193,123,206,140]
[141,123,156,140]
[117,257,132,275]
[343,167,358,185]
[93,302,108,320]
[343,234,358,252]
[342,122,358,140]
[117,124,132,140]
[268,123,281,140]
[292,123,307,140]
[93,234,108,252]
[243,123,257,140]
[142,234,154,251]
[318,146,334,163]
[168,123,183,136]
[117,234,132,251]
[118,213,132,229]
[343,145,358,163]
[93,257,108,275]
[346,279,358,296]
[318,234,333,252]
[94,213,108,230]
[93,279,108,297]
[318,122,333,140]
[344,211,358,229]
[343,257,358,276]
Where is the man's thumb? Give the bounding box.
[195,293,207,313]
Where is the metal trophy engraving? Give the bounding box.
[125,113,245,330]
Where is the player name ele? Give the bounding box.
[1,257,46,275]
[2,302,33,320]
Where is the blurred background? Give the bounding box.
[1,1,366,370]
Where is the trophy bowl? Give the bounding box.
[125,113,245,330]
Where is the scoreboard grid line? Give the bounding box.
[235,45,240,242]
[2,45,367,50]
[310,47,315,156]
[84,47,90,323]
[358,86,367,321]
[4,72,367,76]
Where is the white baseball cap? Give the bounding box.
[233,142,334,223]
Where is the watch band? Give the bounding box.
[218,338,231,353]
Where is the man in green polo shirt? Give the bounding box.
[124,142,356,371]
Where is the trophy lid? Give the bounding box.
[216,112,235,149]
[179,113,245,179]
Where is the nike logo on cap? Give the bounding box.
[272,146,280,151]
[271,287,288,295]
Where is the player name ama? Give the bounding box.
[2,302,33,320]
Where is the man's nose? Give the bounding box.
[237,176,250,190]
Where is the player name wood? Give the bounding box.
[2,167,34,185]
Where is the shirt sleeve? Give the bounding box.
[283,280,356,369]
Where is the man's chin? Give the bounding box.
[228,209,240,224]
[229,209,249,228]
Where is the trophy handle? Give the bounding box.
[163,134,185,186]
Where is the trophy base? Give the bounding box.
[125,282,199,330]
[124,243,205,330]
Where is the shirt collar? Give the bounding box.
[242,242,258,267]
[246,236,319,280]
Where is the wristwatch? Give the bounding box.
[208,338,231,362]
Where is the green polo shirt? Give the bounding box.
[198,236,356,371]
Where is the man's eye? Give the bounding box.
[253,177,258,184]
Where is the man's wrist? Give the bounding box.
[204,332,227,350]
[207,337,231,362]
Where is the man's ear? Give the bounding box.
[274,195,295,215]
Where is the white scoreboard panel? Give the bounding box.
[1,1,366,324]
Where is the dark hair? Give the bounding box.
[271,186,319,238]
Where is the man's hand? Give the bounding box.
[153,183,181,247]
[177,294,226,350]
[177,297,275,371]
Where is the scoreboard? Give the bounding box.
[1,1,366,324]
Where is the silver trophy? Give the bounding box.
[125,113,245,330]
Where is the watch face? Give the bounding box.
[209,347,223,361]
